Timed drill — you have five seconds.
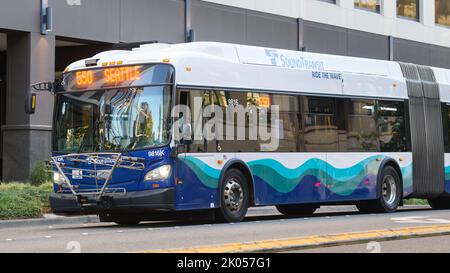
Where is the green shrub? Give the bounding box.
[30,161,52,186]
[404,199,429,206]
[0,182,53,220]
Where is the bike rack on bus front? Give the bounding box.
[48,153,145,204]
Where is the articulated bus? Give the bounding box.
[31,42,450,224]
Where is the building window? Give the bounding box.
[354,0,381,13]
[436,0,450,27]
[397,0,420,21]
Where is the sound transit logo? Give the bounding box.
[66,0,81,6]
[265,49,325,71]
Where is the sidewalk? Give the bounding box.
[0,214,99,228]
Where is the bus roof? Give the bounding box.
[65,42,450,101]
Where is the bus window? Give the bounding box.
[214,90,259,153]
[177,89,209,153]
[377,101,407,152]
[216,91,299,153]
[54,98,95,153]
[265,93,299,152]
[346,99,379,152]
[302,97,339,152]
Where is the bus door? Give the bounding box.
[174,89,219,209]
[303,96,336,202]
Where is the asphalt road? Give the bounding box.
[292,235,450,253]
[1,205,450,253]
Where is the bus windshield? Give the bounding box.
[53,85,172,153]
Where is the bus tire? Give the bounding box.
[275,204,318,217]
[114,219,141,226]
[99,213,141,226]
[356,166,402,213]
[217,168,250,223]
[428,197,450,210]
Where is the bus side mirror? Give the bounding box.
[25,90,37,115]
[25,81,57,114]
[31,81,54,92]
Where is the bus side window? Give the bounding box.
[378,101,407,152]
[179,91,188,106]
[177,89,210,153]
[345,99,378,152]
[302,97,339,152]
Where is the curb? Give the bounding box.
[0,215,99,228]
[138,224,450,253]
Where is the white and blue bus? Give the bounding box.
[31,42,450,224]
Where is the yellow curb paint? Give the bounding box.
[136,224,450,253]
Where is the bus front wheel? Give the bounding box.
[217,168,250,223]
[357,166,402,213]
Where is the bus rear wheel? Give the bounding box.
[276,204,318,217]
[428,197,450,210]
[217,168,250,223]
[357,166,402,213]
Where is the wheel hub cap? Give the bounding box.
[224,178,243,212]
[382,175,397,207]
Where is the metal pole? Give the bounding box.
[185,0,192,42]
[389,35,395,61]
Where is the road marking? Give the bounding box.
[44,235,52,239]
[81,233,88,236]
[136,224,450,253]
[391,216,450,224]
[5,238,12,241]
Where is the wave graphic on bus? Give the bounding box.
[181,155,413,199]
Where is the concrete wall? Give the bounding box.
[204,0,450,49]
[301,21,390,60]
[3,32,54,181]
[0,0,447,66]
[191,0,298,50]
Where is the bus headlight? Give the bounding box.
[53,172,65,186]
[144,165,171,181]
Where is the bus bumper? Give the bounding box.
[49,188,175,215]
